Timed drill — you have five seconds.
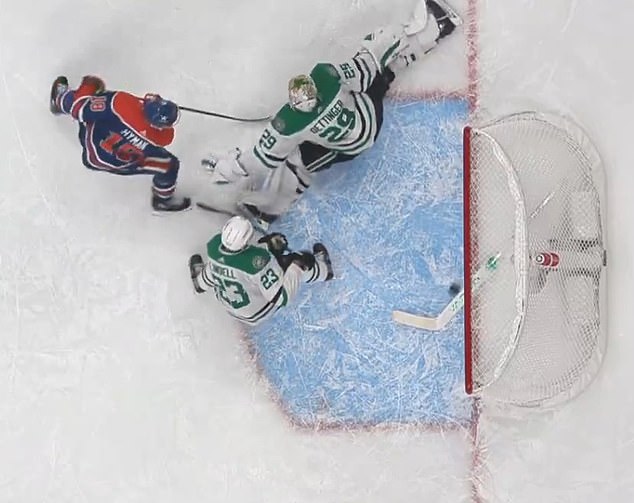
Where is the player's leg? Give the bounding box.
[366,67,396,104]
[150,159,191,212]
[297,142,361,174]
[359,66,396,144]
[310,243,334,281]
[238,154,313,230]
[286,244,333,281]
[426,0,463,39]
[240,142,356,229]
[284,148,312,188]
[281,245,334,299]
[275,251,310,272]
[360,0,462,72]
[395,0,463,68]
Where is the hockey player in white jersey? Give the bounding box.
[188,216,333,326]
[201,0,462,229]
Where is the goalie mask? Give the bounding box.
[288,74,318,113]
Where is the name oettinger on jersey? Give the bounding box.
[310,99,356,142]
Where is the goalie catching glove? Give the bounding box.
[201,147,248,185]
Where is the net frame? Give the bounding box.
[463,111,608,408]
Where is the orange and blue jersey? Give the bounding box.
[54,80,180,199]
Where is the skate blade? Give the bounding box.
[152,204,193,216]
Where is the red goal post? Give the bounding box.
[463,111,607,408]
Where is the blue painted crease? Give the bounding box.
[250,99,471,426]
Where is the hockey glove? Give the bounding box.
[258,233,288,255]
[188,254,206,294]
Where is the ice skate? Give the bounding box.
[49,75,68,114]
[313,243,334,281]
[152,194,192,212]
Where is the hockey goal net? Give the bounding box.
[464,111,607,408]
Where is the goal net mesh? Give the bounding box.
[464,111,607,408]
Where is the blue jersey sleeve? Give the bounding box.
[76,92,118,123]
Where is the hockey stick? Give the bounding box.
[392,254,500,330]
[195,201,238,216]
[196,201,271,234]
[178,105,271,123]
[392,186,558,331]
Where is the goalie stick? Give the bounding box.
[195,201,237,216]
[196,201,270,234]
[392,253,500,330]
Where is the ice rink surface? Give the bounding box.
[250,98,469,428]
[1,0,633,501]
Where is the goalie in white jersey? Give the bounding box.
[202,0,462,229]
[189,216,334,326]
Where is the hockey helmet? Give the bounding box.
[288,74,318,113]
[221,216,254,252]
[143,93,180,128]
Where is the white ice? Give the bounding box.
[0,0,632,501]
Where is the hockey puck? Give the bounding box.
[449,282,462,294]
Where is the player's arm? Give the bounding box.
[333,52,379,93]
[248,116,301,171]
[66,75,107,121]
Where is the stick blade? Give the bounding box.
[392,310,441,330]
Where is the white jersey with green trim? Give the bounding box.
[242,50,383,173]
[197,234,288,326]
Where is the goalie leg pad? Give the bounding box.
[361,26,411,71]
[392,0,463,69]
[427,0,463,40]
